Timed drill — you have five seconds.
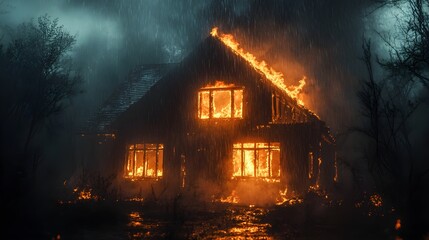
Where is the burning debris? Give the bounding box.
[73,187,97,201]
[275,188,304,206]
[217,190,240,204]
[213,187,304,207]
[369,194,383,208]
[395,219,401,231]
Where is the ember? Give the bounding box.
[395,219,401,230]
[73,187,97,200]
[128,212,143,227]
[370,194,383,207]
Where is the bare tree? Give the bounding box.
[357,38,428,239]
[356,0,429,236]
[378,0,429,85]
[0,15,81,174]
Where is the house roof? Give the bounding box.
[112,36,322,135]
[82,63,177,134]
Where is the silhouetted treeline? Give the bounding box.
[355,0,429,238]
[0,15,81,238]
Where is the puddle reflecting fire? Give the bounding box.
[126,205,275,239]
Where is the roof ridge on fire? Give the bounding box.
[206,34,320,122]
[82,63,177,134]
[111,36,323,133]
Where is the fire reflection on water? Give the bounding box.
[127,211,167,239]
[126,206,274,239]
[221,207,273,239]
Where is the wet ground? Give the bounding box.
[39,198,399,240]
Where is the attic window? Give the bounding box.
[198,81,243,119]
[125,143,163,178]
[232,142,280,178]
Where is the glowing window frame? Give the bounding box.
[197,86,244,119]
[232,142,281,178]
[125,143,164,178]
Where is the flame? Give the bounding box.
[73,187,97,200]
[276,188,304,206]
[198,81,243,119]
[202,80,235,89]
[232,142,280,178]
[395,219,401,230]
[211,27,306,106]
[125,144,164,178]
[128,211,143,227]
[219,190,240,204]
[276,188,288,205]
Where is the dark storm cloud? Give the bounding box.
[1,0,372,130]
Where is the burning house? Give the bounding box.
[80,28,336,200]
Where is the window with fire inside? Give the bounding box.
[232,142,280,180]
[125,143,163,179]
[198,81,244,119]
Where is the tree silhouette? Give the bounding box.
[356,0,429,237]
[0,15,81,207]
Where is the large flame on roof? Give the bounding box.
[211,27,306,106]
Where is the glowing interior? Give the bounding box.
[126,143,163,178]
[198,81,243,119]
[232,142,280,178]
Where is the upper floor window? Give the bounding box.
[125,143,163,178]
[198,81,243,119]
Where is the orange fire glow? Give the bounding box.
[73,187,97,200]
[210,27,306,106]
[198,81,243,119]
[333,153,339,182]
[126,144,163,179]
[395,219,401,230]
[232,142,280,178]
[276,188,304,206]
[128,212,143,227]
[370,194,383,207]
[219,190,240,204]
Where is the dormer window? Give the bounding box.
[198,81,243,119]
